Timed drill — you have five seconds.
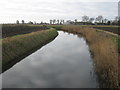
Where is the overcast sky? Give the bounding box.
[0,0,119,23]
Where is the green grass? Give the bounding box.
[47,25,63,30]
[96,30,103,33]
[96,29,120,50]
[2,28,58,72]
[112,35,120,49]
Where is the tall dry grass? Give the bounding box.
[62,25,119,88]
[2,28,58,72]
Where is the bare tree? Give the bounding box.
[28,21,33,24]
[41,21,43,24]
[75,19,77,22]
[103,18,108,23]
[95,17,99,23]
[89,18,94,23]
[82,15,89,22]
[50,20,52,24]
[96,15,103,23]
[113,16,120,25]
[107,21,111,25]
[74,19,77,24]
[16,20,19,24]
[57,20,60,24]
[62,20,65,24]
[22,20,25,24]
[115,16,119,22]
[53,19,56,24]
[60,20,63,24]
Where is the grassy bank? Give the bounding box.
[62,25,119,88]
[2,28,58,72]
[96,29,120,51]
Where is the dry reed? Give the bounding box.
[62,25,119,88]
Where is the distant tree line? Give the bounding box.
[49,16,119,25]
[16,20,33,24]
[65,15,120,25]
[50,19,65,25]
[16,15,120,25]
[16,20,49,25]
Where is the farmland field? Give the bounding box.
[2,24,48,38]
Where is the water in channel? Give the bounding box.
[2,31,99,88]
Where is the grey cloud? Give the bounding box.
[0,0,118,23]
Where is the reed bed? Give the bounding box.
[62,25,119,88]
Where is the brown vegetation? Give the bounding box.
[62,25,119,88]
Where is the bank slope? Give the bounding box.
[2,28,58,72]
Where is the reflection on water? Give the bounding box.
[2,31,99,88]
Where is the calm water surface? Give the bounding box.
[2,31,99,88]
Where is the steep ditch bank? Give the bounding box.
[2,28,58,73]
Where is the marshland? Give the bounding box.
[0,0,120,89]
